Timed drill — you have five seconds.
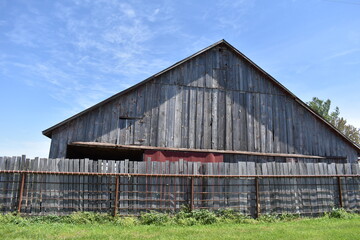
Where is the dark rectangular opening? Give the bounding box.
[66,144,144,161]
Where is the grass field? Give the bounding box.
[1,217,359,240]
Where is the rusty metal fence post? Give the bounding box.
[255,177,260,218]
[113,175,120,216]
[190,177,194,211]
[17,173,26,213]
[337,176,343,208]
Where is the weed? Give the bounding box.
[174,209,218,225]
[0,213,28,226]
[277,213,301,221]
[114,216,139,226]
[324,208,357,219]
[0,209,358,228]
[139,211,171,225]
[174,209,197,226]
[215,208,250,223]
[63,212,113,224]
[30,214,63,223]
[190,209,218,224]
[257,213,279,223]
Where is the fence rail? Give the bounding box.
[0,156,359,217]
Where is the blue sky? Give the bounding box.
[1,0,359,158]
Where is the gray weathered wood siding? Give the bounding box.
[1,156,360,216]
[48,44,358,162]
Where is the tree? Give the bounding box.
[307,97,360,146]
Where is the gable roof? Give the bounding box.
[42,40,360,153]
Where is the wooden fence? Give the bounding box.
[0,156,359,217]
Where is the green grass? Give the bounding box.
[1,217,359,240]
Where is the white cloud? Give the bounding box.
[147,8,160,22]
[120,3,136,18]
[2,0,177,113]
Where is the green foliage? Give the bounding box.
[139,211,171,225]
[174,209,218,225]
[114,216,139,226]
[190,209,218,225]
[277,212,301,221]
[174,209,198,226]
[257,213,280,223]
[307,97,360,145]
[174,208,253,225]
[324,208,357,219]
[307,97,335,122]
[0,209,358,229]
[0,213,28,226]
[215,208,251,223]
[174,215,198,226]
[257,213,301,223]
[215,208,238,219]
[63,212,113,224]
[29,214,63,223]
[27,212,113,224]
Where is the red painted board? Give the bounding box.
[144,150,223,162]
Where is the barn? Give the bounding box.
[42,40,360,163]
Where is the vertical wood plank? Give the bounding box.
[166,85,176,147]
[246,93,254,152]
[211,89,218,149]
[181,87,189,148]
[188,87,197,149]
[150,84,160,147]
[225,91,233,150]
[174,85,183,148]
[195,88,204,149]
[217,90,226,150]
[203,88,212,149]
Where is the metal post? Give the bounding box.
[113,175,120,216]
[174,176,177,212]
[190,177,194,211]
[255,177,260,218]
[337,176,343,208]
[17,173,26,214]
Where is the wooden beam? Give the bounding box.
[69,142,346,159]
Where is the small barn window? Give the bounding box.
[117,116,145,145]
[118,117,135,145]
[119,118,135,129]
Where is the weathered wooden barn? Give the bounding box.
[43,40,360,163]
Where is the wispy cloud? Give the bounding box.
[324,48,360,61]
[0,0,256,118]
[2,0,177,114]
[213,0,254,31]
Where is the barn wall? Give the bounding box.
[49,44,359,162]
